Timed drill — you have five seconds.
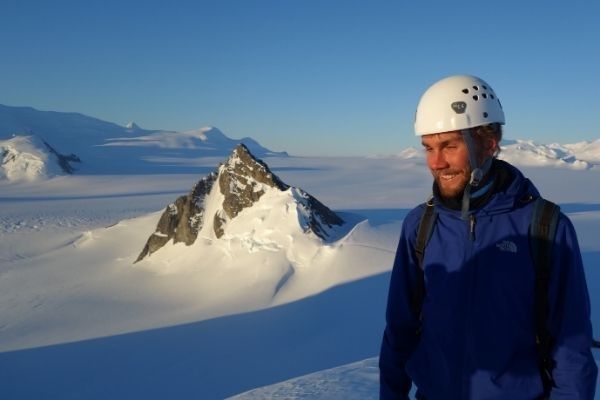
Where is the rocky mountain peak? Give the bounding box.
[217,144,289,219]
[135,144,344,263]
[126,121,141,130]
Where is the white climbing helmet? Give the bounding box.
[414,75,505,136]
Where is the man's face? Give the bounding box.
[421,131,471,199]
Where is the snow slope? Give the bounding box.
[0,153,599,399]
[229,358,381,400]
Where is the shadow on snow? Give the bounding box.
[0,272,392,400]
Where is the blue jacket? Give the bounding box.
[380,162,597,399]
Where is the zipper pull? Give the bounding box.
[469,215,476,241]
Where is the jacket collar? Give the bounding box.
[433,159,540,217]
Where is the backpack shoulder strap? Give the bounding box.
[530,196,560,395]
[411,198,437,321]
[530,197,560,276]
[415,197,437,271]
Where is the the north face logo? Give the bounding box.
[496,240,518,253]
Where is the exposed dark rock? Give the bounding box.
[292,189,345,240]
[213,212,226,239]
[43,140,81,174]
[1,149,14,164]
[135,171,218,262]
[215,144,289,237]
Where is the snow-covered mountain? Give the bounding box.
[103,125,287,158]
[499,139,600,170]
[563,139,600,163]
[135,144,346,298]
[0,152,399,358]
[0,104,287,174]
[395,146,421,160]
[0,135,80,181]
[125,121,142,131]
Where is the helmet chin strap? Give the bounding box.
[460,129,493,220]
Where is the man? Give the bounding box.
[379,75,597,399]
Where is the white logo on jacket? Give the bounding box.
[496,240,518,253]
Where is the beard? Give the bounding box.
[432,167,470,199]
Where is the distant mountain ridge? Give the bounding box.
[500,139,600,170]
[0,103,287,175]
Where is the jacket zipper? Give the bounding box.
[469,214,476,242]
[463,214,477,399]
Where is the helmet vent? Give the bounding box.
[462,88,469,94]
[482,85,488,90]
[473,95,479,101]
[483,112,489,118]
[473,85,480,90]
[490,94,495,99]
[482,93,488,99]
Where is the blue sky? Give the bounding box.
[1,0,599,156]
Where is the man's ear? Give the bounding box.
[484,137,499,157]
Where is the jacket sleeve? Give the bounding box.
[548,214,598,399]
[379,212,422,399]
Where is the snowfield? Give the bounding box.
[1,139,599,398]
